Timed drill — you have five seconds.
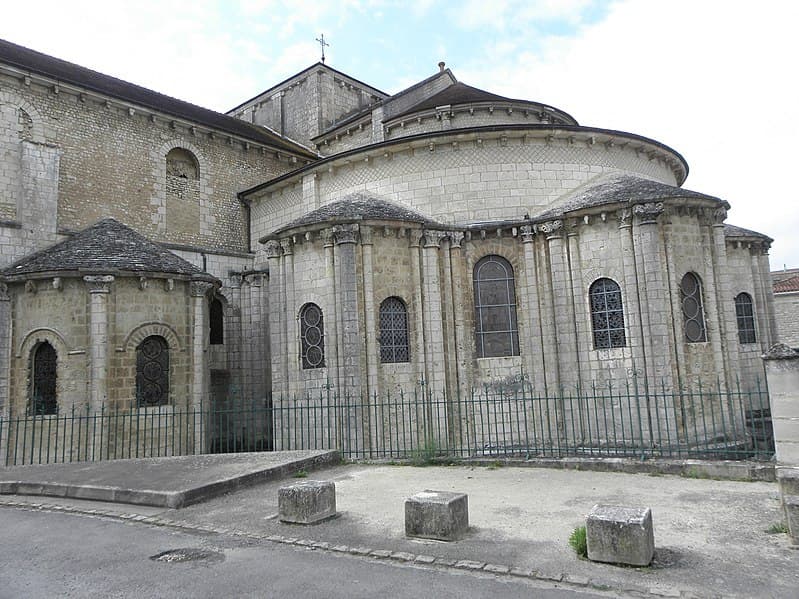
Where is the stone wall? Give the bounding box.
[774,293,799,348]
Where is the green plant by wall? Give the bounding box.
[569,525,588,558]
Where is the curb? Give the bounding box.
[0,497,687,598]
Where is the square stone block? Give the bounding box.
[783,495,799,545]
[405,490,468,541]
[586,505,654,566]
[278,480,336,524]
[778,467,799,496]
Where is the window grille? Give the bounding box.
[300,303,325,369]
[136,335,169,407]
[680,272,707,343]
[734,292,757,344]
[473,255,520,358]
[379,297,410,363]
[589,278,626,349]
[32,341,57,415]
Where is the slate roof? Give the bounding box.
[264,193,442,239]
[723,223,772,241]
[0,38,316,158]
[536,175,720,220]
[2,218,213,279]
[389,81,578,124]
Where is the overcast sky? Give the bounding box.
[2,0,797,270]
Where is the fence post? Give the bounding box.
[762,343,799,543]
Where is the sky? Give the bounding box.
[1,0,797,270]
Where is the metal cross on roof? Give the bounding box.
[315,34,329,63]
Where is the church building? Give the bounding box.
[0,39,776,457]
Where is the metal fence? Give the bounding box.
[0,378,774,466]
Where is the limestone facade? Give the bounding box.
[0,39,777,455]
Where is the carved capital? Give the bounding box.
[83,275,114,294]
[539,220,563,236]
[359,225,373,245]
[321,228,336,247]
[519,224,535,243]
[25,280,36,294]
[0,281,9,301]
[617,208,632,227]
[279,238,293,255]
[633,202,664,224]
[190,280,215,297]
[713,207,728,225]
[449,231,465,249]
[333,223,358,245]
[264,240,282,258]
[423,230,448,249]
[408,228,424,247]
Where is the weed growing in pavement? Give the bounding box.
[569,525,588,558]
[765,522,789,534]
[293,469,308,478]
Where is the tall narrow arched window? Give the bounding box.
[589,278,626,349]
[136,335,169,407]
[680,272,707,343]
[31,341,57,415]
[165,147,200,236]
[209,296,224,345]
[379,297,410,363]
[300,303,325,369]
[734,292,757,344]
[473,255,519,358]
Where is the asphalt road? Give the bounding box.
[0,508,609,599]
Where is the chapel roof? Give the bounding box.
[0,38,316,158]
[536,175,720,220]
[262,193,442,240]
[774,274,799,293]
[389,81,578,124]
[723,223,773,241]
[2,218,214,280]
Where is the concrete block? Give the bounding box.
[278,480,336,524]
[405,490,468,541]
[778,467,799,496]
[586,505,654,566]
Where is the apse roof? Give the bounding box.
[536,175,720,220]
[390,81,577,124]
[263,193,442,240]
[0,38,316,158]
[2,218,213,279]
[723,223,772,241]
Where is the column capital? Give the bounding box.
[83,275,114,294]
[333,223,358,245]
[519,224,535,243]
[359,225,374,245]
[539,219,563,237]
[279,237,294,255]
[633,202,664,224]
[617,208,632,228]
[449,231,465,249]
[712,206,728,226]
[321,227,336,247]
[408,228,424,248]
[190,280,215,297]
[0,281,8,301]
[423,230,448,249]
[264,239,282,258]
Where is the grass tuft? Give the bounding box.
[569,525,588,558]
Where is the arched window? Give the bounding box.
[589,278,626,349]
[300,303,325,369]
[31,341,57,415]
[209,296,224,345]
[473,255,519,358]
[734,292,757,344]
[379,297,410,363]
[680,272,707,343]
[136,335,169,407]
[166,148,199,180]
[165,147,200,236]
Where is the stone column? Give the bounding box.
[264,241,286,401]
[709,207,737,389]
[0,282,10,461]
[543,220,577,388]
[190,279,214,453]
[762,344,799,543]
[280,238,298,398]
[333,224,362,455]
[537,224,561,392]
[758,247,779,345]
[409,229,426,387]
[360,226,378,401]
[422,231,447,396]
[322,229,340,393]
[565,219,586,390]
[448,233,469,398]
[617,209,647,376]
[519,225,547,393]
[84,275,114,412]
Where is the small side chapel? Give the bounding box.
[0,38,776,456]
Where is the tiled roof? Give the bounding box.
[264,192,441,239]
[2,218,212,279]
[774,275,799,293]
[723,223,772,240]
[0,38,316,158]
[536,175,719,220]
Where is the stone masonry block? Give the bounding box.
[778,467,799,496]
[783,495,799,545]
[278,480,336,524]
[405,490,468,541]
[586,505,654,566]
